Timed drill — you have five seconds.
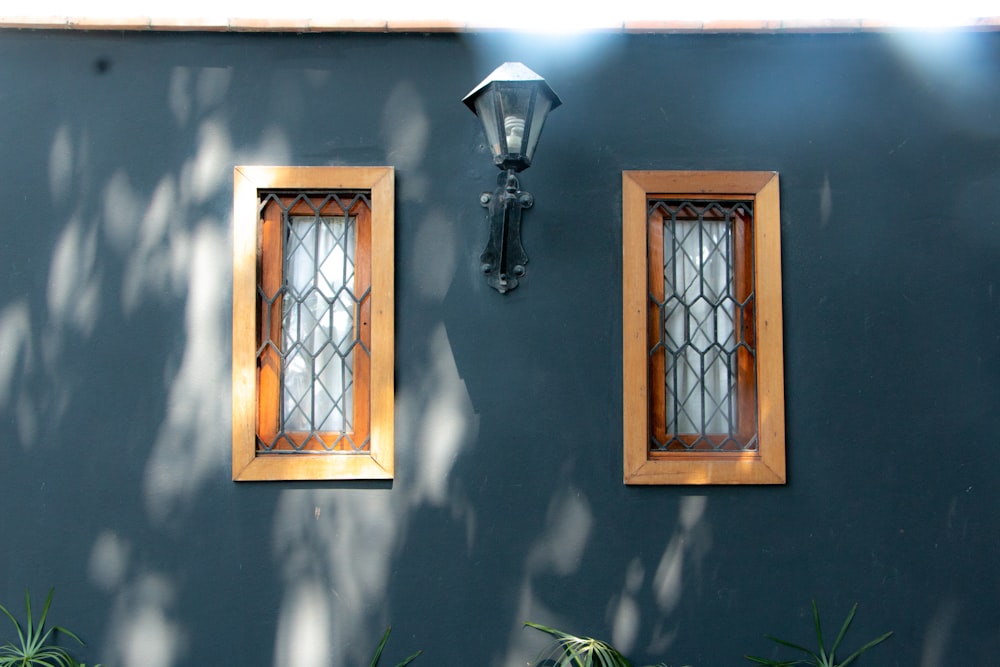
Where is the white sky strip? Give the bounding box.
[5,0,999,28]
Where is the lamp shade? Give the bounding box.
[463,62,562,172]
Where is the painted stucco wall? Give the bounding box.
[1,28,998,667]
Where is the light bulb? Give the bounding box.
[504,115,525,153]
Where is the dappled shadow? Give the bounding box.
[497,493,710,667]
[0,36,296,666]
[2,27,1000,667]
[271,489,400,667]
[920,597,958,667]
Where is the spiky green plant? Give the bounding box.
[745,601,892,667]
[525,622,683,667]
[369,627,420,667]
[0,589,84,667]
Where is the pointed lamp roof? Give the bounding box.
[462,62,562,113]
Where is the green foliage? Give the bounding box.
[745,601,892,667]
[369,627,420,667]
[525,622,685,667]
[0,589,85,667]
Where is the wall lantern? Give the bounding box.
[463,62,562,293]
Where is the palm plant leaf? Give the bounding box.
[369,627,420,667]
[823,600,854,661]
[746,602,892,667]
[835,631,893,667]
[0,589,83,667]
[762,634,815,657]
[744,656,800,667]
[525,622,632,667]
[396,652,422,667]
[811,601,829,665]
[369,627,391,667]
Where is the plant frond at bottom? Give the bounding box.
[745,601,892,667]
[369,627,421,667]
[525,621,688,667]
[0,589,85,667]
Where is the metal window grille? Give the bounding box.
[648,199,758,452]
[257,192,372,453]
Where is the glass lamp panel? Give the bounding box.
[282,215,356,433]
[497,85,532,157]
[473,89,504,161]
[524,93,553,162]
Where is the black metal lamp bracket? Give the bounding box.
[479,169,533,294]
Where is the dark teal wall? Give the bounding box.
[1,28,998,667]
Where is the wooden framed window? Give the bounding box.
[623,171,785,485]
[232,166,394,481]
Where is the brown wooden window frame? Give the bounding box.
[232,166,394,481]
[623,171,785,485]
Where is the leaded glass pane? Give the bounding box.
[283,215,356,433]
[649,200,757,452]
[255,192,372,454]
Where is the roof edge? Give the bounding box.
[1,16,999,32]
